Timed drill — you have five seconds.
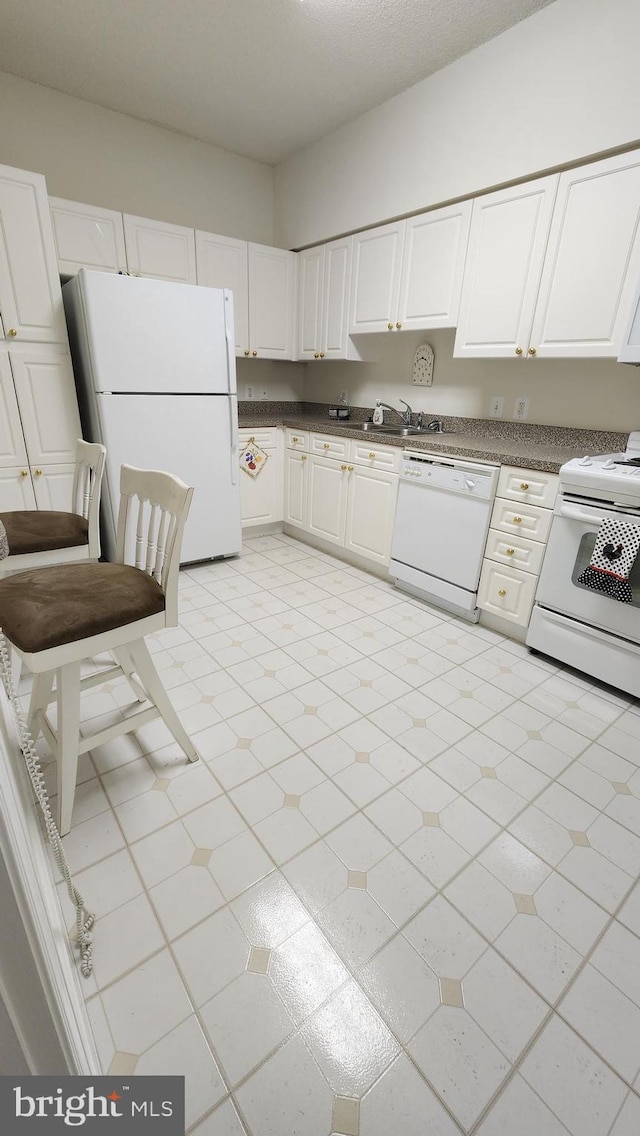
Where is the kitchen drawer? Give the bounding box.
[350,439,401,472]
[239,427,280,450]
[490,496,553,543]
[286,430,309,450]
[484,527,546,575]
[478,560,538,626]
[497,465,558,509]
[310,432,350,460]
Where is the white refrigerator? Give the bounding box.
[63,269,242,564]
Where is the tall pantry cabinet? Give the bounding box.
[0,164,81,512]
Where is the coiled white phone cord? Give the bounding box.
[0,629,95,977]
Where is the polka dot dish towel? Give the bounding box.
[577,517,640,603]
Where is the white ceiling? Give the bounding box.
[0,0,555,165]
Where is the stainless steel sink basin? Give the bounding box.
[359,422,426,436]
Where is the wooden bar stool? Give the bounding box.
[0,464,198,835]
[0,439,106,577]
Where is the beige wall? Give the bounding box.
[302,329,640,433]
[0,71,275,243]
[275,0,640,249]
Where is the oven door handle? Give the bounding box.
[558,503,607,525]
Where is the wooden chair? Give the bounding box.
[0,464,198,835]
[0,439,106,577]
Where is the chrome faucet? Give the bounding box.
[378,400,413,425]
[427,419,444,433]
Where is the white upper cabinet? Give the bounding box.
[49,197,127,276]
[0,164,68,344]
[123,213,197,283]
[349,220,405,334]
[195,231,249,356]
[248,243,296,360]
[297,235,356,360]
[454,175,559,359]
[530,152,640,358]
[397,201,472,330]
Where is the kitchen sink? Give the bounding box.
[359,422,427,436]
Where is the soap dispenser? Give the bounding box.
[372,400,384,426]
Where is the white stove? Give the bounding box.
[560,430,640,505]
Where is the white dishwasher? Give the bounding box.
[390,450,499,621]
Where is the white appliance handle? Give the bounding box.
[559,503,607,525]
[229,398,238,487]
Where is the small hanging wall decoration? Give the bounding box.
[240,437,269,478]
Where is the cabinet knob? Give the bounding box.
[520,482,529,491]
[314,353,320,359]
[34,469,42,477]
[396,322,402,329]
[513,516,522,524]
[387,323,394,330]
[368,452,376,459]
[506,548,515,556]
[8,328,17,337]
[323,442,330,449]
[319,352,325,358]
[292,436,298,442]
[498,589,507,597]
[244,349,250,356]
[301,454,307,461]
[340,464,347,471]
[20,469,28,477]
[515,347,523,356]
[528,347,537,356]
[348,465,354,472]
[252,350,258,357]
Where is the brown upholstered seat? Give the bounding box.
[0,562,165,654]
[0,510,89,555]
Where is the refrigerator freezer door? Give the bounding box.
[70,269,235,395]
[97,393,241,564]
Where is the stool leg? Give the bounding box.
[114,645,147,703]
[28,672,55,739]
[125,639,199,763]
[56,662,82,837]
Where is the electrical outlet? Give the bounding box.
[338,389,349,405]
[260,386,269,400]
[489,395,504,419]
[514,396,530,420]
[246,384,254,400]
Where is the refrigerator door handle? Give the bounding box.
[229,398,238,486]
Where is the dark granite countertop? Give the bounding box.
[238,404,627,474]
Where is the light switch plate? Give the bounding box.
[489,395,504,418]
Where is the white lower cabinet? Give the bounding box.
[238,428,283,528]
[0,466,37,510]
[284,431,399,568]
[478,466,559,627]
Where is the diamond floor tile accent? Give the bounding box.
[51,535,640,1134]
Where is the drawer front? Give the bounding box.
[484,527,545,575]
[478,560,538,626]
[497,465,558,509]
[239,427,280,450]
[490,496,553,543]
[310,432,350,459]
[350,439,401,472]
[286,430,309,450]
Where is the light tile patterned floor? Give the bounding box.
[40,534,640,1134]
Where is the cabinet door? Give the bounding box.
[297,246,325,359]
[238,429,283,527]
[307,455,348,545]
[0,466,36,511]
[123,214,197,283]
[0,352,28,468]
[344,465,398,566]
[49,197,127,276]
[195,231,249,356]
[9,348,81,466]
[323,237,354,359]
[284,451,308,528]
[0,164,67,344]
[398,202,472,330]
[349,221,405,334]
[248,244,296,359]
[453,176,558,359]
[32,463,75,510]
[530,153,640,357]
